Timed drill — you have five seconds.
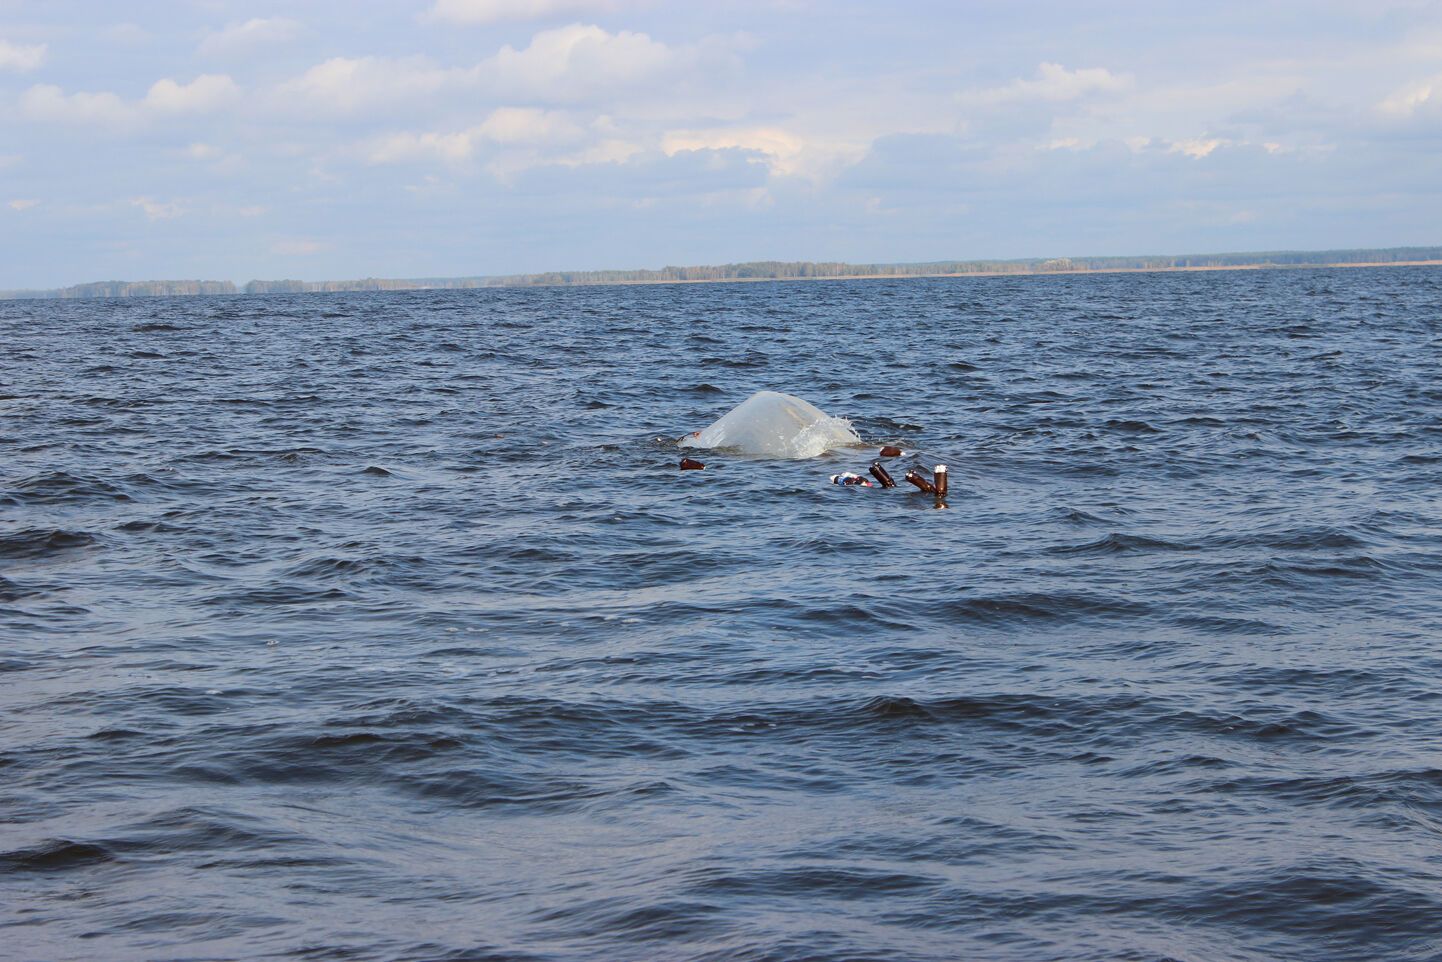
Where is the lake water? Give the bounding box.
[4,268,1442,961]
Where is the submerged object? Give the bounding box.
[679,457,705,471]
[879,446,904,458]
[868,461,897,488]
[905,469,937,494]
[830,472,872,487]
[679,391,861,459]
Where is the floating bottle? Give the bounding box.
[905,469,936,494]
[933,464,948,499]
[879,445,903,458]
[868,461,897,488]
[679,457,705,470]
[830,472,873,487]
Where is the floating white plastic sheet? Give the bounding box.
[679,390,861,459]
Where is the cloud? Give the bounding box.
[20,84,135,127]
[131,196,184,220]
[278,56,462,113]
[370,129,478,165]
[660,123,867,180]
[476,106,585,143]
[662,126,803,174]
[425,0,617,25]
[1169,137,1229,158]
[199,17,302,56]
[368,107,585,164]
[1378,74,1439,117]
[0,38,46,72]
[8,198,39,211]
[186,142,222,160]
[968,62,1132,105]
[278,24,724,115]
[20,75,239,128]
[481,23,706,101]
[144,74,241,112]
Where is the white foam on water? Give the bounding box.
[679,390,861,459]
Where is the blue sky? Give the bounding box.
[1,0,1440,287]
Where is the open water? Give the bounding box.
[3,267,1442,962]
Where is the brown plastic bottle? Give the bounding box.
[933,464,948,499]
[679,457,705,470]
[905,469,936,494]
[869,461,897,488]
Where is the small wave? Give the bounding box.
[1,471,130,505]
[1104,418,1162,433]
[1046,532,1194,556]
[0,528,100,560]
[934,591,1150,625]
[0,839,116,872]
[0,574,43,601]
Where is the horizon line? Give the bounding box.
[4,244,1441,300]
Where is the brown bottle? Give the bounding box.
[879,445,903,458]
[933,464,948,499]
[905,469,936,494]
[868,461,897,488]
[679,457,705,470]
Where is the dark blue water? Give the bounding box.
[4,268,1442,962]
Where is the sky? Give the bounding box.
[1,0,1441,288]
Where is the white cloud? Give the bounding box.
[144,74,240,113]
[555,137,641,166]
[8,198,39,211]
[20,75,239,128]
[368,107,585,164]
[370,129,478,165]
[482,23,695,101]
[969,62,1132,105]
[199,17,302,56]
[425,0,617,25]
[186,142,222,160]
[277,24,729,115]
[21,84,135,127]
[663,126,803,172]
[476,106,584,144]
[131,196,184,220]
[278,56,461,113]
[0,38,46,72]
[1378,74,1438,117]
[1169,137,1229,158]
[660,124,865,180]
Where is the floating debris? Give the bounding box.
[830,472,873,487]
[905,469,937,494]
[680,391,860,459]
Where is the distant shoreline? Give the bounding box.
[3,249,1440,301]
[540,259,1442,286]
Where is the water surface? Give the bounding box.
[4,268,1442,961]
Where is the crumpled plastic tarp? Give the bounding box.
[679,390,862,459]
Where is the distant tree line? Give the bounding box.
[3,247,1441,300]
[0,279,238,299]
